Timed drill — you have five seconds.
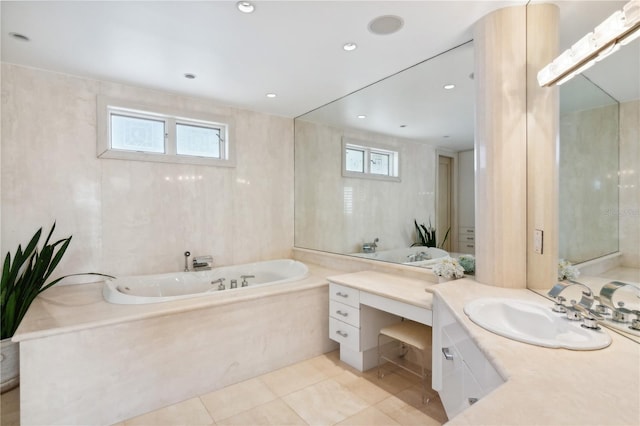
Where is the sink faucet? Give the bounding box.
[547,280,594,309]
[599,281,640,330]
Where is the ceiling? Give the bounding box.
[1,0,523,118]
[2,1,636,151]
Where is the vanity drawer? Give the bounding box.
[459,227,475,236]
[458,242,475,254]
[460,234,475,243]
[329,283,360,308]
[329,317,360,350]
[329,300,360,328]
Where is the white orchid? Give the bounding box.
[558,259,580,281]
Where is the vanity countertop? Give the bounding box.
[431,278,640,425]
[327,270,435,310]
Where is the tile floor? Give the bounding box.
[0,350,447,425]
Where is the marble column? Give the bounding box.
[473,4,559,288]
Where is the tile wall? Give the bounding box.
[1,63,294,279]
[294,119,436,256]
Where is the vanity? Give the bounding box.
[327,271,506,420]
[326,271,640,424]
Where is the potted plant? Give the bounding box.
[411,218,450,248]
[1,223,111,393]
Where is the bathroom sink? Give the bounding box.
[464,297,611,350]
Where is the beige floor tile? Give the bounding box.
[123,397,214,425]
[217,399,307,426]
[260,359,330,397]
[376,395,442,426]
[0,387,20,426]
[361,368,415,395]
[336,406,400,426]
[332,370,393,405]
[394,385,447,423]
[303,351,346,379]
[283,378,369,426]
[200,377,278,421]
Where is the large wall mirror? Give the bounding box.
[546,1,640,341]
[294,41,475,268]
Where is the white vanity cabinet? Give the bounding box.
[328,283,401,371]
[432,295,504,420]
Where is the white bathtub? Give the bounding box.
[103,259,309,304]
[350,246,449,265]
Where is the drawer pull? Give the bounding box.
[336,292,349,298]
[442,347,454,360]
[336,330,348,338]
[336,310,348,317]
[468,397,478,405]
[466,237,474,240]
[466,244,474,248]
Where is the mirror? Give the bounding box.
[294,41,475,268]
[550,0,640,341]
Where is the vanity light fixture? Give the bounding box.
[443,84,456,90]
[343,42,358,51]
[236,1,255,14]
[9,32,30,42]
[266,93,277,98]
[538,0,640,87]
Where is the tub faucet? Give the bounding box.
[193,255,213,271]
[363,238,379,253]
[211,278,226,291]
[184,251,191,272]
[241,275,255,287]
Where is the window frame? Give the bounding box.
[97,96,235,167]
[341,138,401,182]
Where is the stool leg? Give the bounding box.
[377,333,383,379]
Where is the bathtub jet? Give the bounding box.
[103,259,309,304]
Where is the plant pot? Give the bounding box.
[0,337,19,393]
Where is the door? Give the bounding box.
[437,155,452,251]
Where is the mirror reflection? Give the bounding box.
[294,41,475,268]
[555,34,639,342]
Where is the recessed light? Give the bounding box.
[443,84,456,90]
[357,115,366,119]
[266,93,277,98]
[368,15,404,35]
[343,42,357,51]
[9,32,30,42]
[184,73,196,79]
[236,1,255,13]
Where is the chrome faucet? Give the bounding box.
[363,238,379,253]
[240,275,255,287]
[599,281,640,330]
[211,278,226,291]
[193,255,213,271]
[184,251,191,272]
[547,280,600,326]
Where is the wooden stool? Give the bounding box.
[377,319,432,404]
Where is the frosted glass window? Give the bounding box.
[111,114,165,153]
[176,123,221,158]
[342,139,400,181]
[370,152,390,175]
[346,148,365,173]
